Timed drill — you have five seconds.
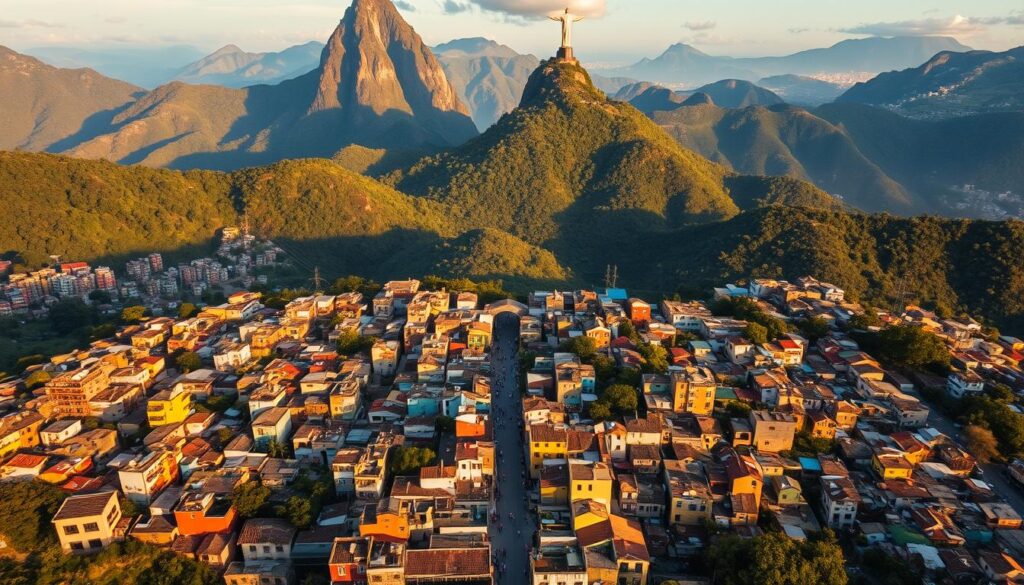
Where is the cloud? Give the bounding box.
[465,0,606,19]
[442,0,470,14]
[394,0,416,11]
[838,13,1024,36]
[0,19,63,29]
[787,27,810,34]
[683,21,716,32]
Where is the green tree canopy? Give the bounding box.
[707,531,847,585]
[390,446,436,475]
[49,298,93,335]
[0,480,66,551]
[337,331,375,356]
[744,322,769,345]
[24,369,51,390]
[174,351,202,373]
[232,482,271,518]
[560,336,597,362]
[120,305,147,324]
[178,302,199,319]
[855,324,950,372]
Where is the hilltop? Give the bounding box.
[838,46,1024,118]
[0,46,142,152]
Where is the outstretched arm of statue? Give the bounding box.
[548,15,561,21]
[573,16,584,22]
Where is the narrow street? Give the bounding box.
[488,314,535,583]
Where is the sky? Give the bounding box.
[2,0,1022,65]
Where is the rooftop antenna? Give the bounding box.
[604,265,618,289]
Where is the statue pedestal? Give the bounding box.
[555,46,577,63]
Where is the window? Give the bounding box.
[70,542,85,550]
[263,545,271,553]
[83,522,99,533]
[63,525,80,535]
[88,539,102,549]
[249,545,257,552]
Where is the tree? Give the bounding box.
[560,336,597,362]
[848,311,881,330]
[178,302,199,319]
[49,298,93,335]
[87,289,112,305]
[390,446,436,475]
[856,324,950,372]
[637,342,668,373]
[617,320,638,342]
[23,369,51,390]
[744,322,769,345]
[592,354,617,386]
[964,396,1024,456]
[120,305,147,324]
[337,331,375,356]
[0,480,66,551]
[602,384,638,414]
[174,351,202,373]
[232,482,271,518]
[963,424,1000,463]
[278,496,313,529]
[798,316,830,341]
[589,400,613,421]
[707,531,846,585]
[987,383,1015,402]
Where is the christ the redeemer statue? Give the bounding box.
[550,8,583,62]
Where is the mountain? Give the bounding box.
[690,80,784,109]
[53,0,478,170]
[837,46,1024,118]
[649,103,913,213]
[174,42,323,88]
[608,36,972,87]
[434,38,540,131]
[385,58,839,285]
[0,46,142,152]
[615,79,782,114]
[613,83,687,114]
[26,45,207,89]
[757,75,847,106]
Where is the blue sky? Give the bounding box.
[2,0,1022,64]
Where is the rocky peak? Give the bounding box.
[310,0,469,118]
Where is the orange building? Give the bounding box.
[174,492,238,536]
[360,499,411,543]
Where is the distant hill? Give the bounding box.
[615,79,782,114]
[650,103,913,213]
[608,36,972,87]
[757,75,847,106]
[26,45,206,89]
[53,0,478,169]
[837,46,1024,118]
[434,38,540,131]
[0,46,142,152]
[174,42,323,88]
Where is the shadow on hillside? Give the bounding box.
[46,100,141,153]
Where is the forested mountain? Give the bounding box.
[616,79,783,114]
[837,46,1024,118]
[0,46,142,152]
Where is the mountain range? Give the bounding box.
[3,0,478,170]
[837,46,1024,119]
[607,36,973,88]
[173,42,324,88]
[615,79,784,114]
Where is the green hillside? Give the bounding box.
[388,60,743,245]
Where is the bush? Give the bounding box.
[0,480,66,551]
[390,446,436,475]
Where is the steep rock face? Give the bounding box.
[312,0,469,119]
[0,46,142,151]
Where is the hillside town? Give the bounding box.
[3,274,1024,584]
[0,227,287,318]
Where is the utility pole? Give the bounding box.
[604,264,618,289]
[311,266,325,293]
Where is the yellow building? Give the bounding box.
[569,461,614,507]
[664,460,712,526]
[52,491,122,554]
[466,322,492,353]
[540,463,569,506]
[572,499,609,532]
[0,411,44,459]
[872,452,914,480]
[147,386,192,426]
[529,424,567,479]
[671,367,716,415]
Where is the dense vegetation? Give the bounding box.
[706,531,847,585]
[0,481,218,585]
